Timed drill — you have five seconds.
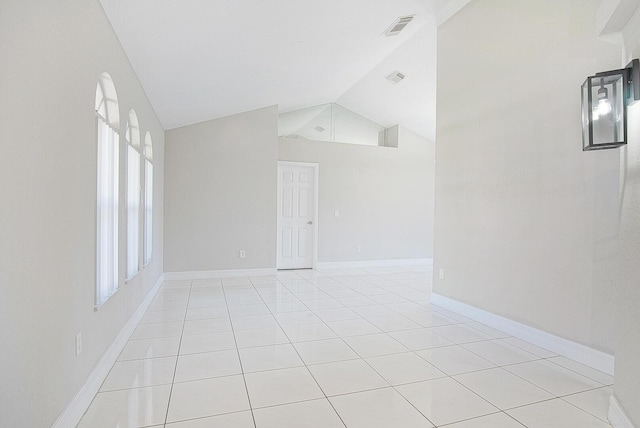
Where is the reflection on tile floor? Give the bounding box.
[78,264,613,427]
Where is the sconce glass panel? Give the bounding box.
[582,69,627,151]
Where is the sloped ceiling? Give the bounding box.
[99,0,470,140]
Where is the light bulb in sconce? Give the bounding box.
[593,77,612,120]
[597,98,612,115]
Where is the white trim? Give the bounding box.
[52,274,165,428]
[164,268,277,281]
[430,293,615,376]
[317,258,432,270]
[276,161,319,270]
[609,395,636,428]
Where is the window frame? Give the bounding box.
[125,110,141,281]
[143,132,153,266]
[95,72,120,308]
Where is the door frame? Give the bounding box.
[276,161,319,270]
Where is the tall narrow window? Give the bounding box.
[126,110,141,280]
[143,132,153,265]
[95,73,120,306]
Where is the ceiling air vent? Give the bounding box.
[384,15,415,37]
[386,71,405,84]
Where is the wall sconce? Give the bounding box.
[582,59,639,151]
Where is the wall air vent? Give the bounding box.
[383,15,415,37]
[386,71,406,84]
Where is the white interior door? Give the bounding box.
[277,162,317,269]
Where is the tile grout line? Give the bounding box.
[302,268,540,428]
[322,270,469,427]
[250,271,349,428]
[359,269,522,428]
[286,270,439,427]
[85,266,610,428]
[162,279,193,426]
[221,278,259,428]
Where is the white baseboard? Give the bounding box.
[316,258,432,270]
[164,267,277,280]
[609,395,635,428]
[430,293,615,376]
[52,274,164,428]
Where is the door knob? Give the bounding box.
[307,221,313,225]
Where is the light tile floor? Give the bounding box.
[78,264,614,427]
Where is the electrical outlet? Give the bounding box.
[356,245,361,253]
[239,250,246,259]
[334,210,340,217]
[75,332,82,356]
[439,269,445,280]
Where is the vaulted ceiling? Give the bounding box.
[99,0,470,140]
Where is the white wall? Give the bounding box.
[279,126,435,263]
[433,0,621,353]
[164,106,278,272]
[613,8,640,424]
[0,1,165,426]
[615,100,640,428]
[165,112,431,271]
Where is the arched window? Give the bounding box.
[126,110,141,280]
[95,73,120,306]
[143,132,153,265]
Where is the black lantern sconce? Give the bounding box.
[582,59,640,151]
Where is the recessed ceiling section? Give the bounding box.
[279,103,388,147]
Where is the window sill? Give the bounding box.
[94,287,120,311]
[125,272,139,284]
